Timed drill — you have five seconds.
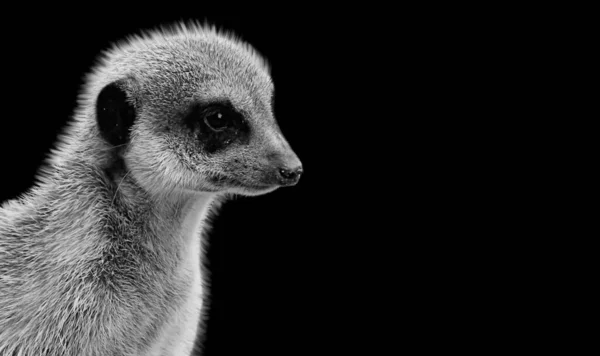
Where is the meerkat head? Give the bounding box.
[88,23,302,198]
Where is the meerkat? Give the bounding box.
[0,22,302,356]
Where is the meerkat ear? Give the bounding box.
[96,80,137,147]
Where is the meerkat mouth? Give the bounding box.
[209,172,276,191]
[230,179,276,191]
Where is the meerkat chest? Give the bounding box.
[145,197,210,355]
[148,234,203,356]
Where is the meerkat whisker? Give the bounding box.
[111,170,131,206]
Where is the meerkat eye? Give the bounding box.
[204,110,229,132]
[184,102,250,153]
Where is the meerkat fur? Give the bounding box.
[0,21,302,356]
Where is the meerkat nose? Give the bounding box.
[277,165,303,186]
[268,144,302,186]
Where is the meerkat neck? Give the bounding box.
[40,143,217,265]
[106,160,218,250]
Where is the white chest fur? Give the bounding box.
[147,193,214,356]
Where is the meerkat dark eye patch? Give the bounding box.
[96,81,136,147]
[184,101,250,154]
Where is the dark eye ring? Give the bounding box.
[204,111,229,132]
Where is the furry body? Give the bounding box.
[0,23,301,355]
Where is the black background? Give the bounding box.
[0,13,370,355]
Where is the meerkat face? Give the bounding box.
[94,25,302,198]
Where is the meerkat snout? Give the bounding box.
[262,142,303,187]
[278,166,303,186]
[274,153,303,186]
